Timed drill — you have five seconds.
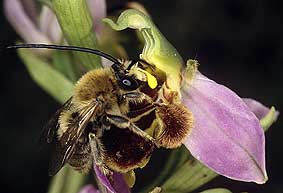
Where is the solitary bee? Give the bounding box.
[7,44,193,176]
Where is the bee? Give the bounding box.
[41,56,156,175]
[7,44,194,176]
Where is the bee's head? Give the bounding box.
[111,62,140,91]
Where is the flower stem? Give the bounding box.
[51,0,102,70]
[48,165,87,193]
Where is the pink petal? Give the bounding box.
[39,6,62,43]
[243,98,279,121]
[4,0,51,44]
[79,184,100,193]
[94,166,131,193]
[21,0,38,23]
[87,0,107,33]
[181,72,267,184]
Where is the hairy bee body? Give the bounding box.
[42,60,193,176]
[43,65,157,175]
[72,68,118,112]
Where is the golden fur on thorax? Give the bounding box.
[72,68,118,108]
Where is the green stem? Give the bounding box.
[51,0,101,70]
[47,166,69,193]
[139,146,190,193]
[161,159,218,193]
[52,50,79,82]
[48,165,87,193]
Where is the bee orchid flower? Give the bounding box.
[103,9,278,185]
[6,0,279,191]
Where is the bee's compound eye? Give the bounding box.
[122,79,132,87]
[119,76,139,90]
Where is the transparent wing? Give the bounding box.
[46,101,101,175]
[39,98,73,145]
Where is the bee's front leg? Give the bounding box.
[122,91,153,104]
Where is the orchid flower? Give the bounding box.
[103,9,278,185]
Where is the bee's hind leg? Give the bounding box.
[88,133,112,175]
[106,114,159,147]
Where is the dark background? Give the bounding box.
[1,0,282,193]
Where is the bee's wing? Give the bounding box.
[49,102,101,176]
[39,98,73,145]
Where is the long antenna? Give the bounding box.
[6,44,119,63]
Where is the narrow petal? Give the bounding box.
[21,0,38,23]
[39,6,62,43]
[19,49,73,103]
[4,0,51,44]
[243,98,279,121]
[181,72,267,183]
[94,166,131,193]
[79,185,100,193]
[87,0,107,32]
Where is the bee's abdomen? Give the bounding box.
[101,125,155,173]
[69,139,92,173]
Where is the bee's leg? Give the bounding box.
[88,133,104,165]
[122,92,153,103]
[106,114,159,146]
[88,133,111,175]
[92,115,111,136]
[129,123,159,147]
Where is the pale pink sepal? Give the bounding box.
[4,0,51,44]
[79,184,100,193]
[94,166,131,193]
[182,72,267,184]
[243,98,279,121]
[39,6,62,43]
[87,0,107,33]
[20,0,38,23]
